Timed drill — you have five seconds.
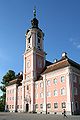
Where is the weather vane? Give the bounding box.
[33,6,36,18]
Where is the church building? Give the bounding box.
[6,9,80,115]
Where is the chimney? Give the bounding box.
[62,52,67,59]
[20,71,23,75]
[53,59,57,63]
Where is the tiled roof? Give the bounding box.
[7,78,22,86]
[7,73,23,86]
[42,57,80,74]
[7,74,23,86]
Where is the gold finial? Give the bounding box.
[33,6,36,18]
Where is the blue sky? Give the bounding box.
[0,0,80,95]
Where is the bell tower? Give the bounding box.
[22,8,46,112]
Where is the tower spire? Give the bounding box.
[31,7,38,28]
[33,6,36,18]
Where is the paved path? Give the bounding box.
[0,112,80,120]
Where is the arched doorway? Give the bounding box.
[26,103,29,112]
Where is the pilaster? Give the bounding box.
[43,74,47,114]
[31,80,35,112]
[66,69,71,115]
[14,84,17,112]
[22,81,25,112]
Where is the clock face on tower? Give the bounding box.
[27,60,31,68]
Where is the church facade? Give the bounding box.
[6,11,80,115]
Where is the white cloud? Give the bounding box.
[77,44,80,48]
[69,37,80,49]
[69,38,74,42]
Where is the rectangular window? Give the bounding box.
[12,105,14,109]
[40,93,43,98]
[27,85,29,90]
[47,92,51,97]
[10,97,11,100]
[10,105,11,109]
[61,88,65,95]
[12,97,14,100]
[61,76,65,82]
[35,93,38,98]
[47,80,50,86]
[47,103,51,108]
[53,78,57,84]
[54,90,58,96]
[62,102,66,108]
[12,89,14,93]
[40,82,43,87]
[10,90,11,94]
[35,83,38,88]
[54,103,58,109]
[21,96,22,99]
[17,105,19,109]
[35,104,38,109]
[40,104,43,109]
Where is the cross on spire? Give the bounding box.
[33,6,36,18]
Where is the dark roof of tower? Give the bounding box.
[31,7,39,28]
[31,18,39,28]
[26,8,43,34]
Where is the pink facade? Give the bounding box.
[6,11,80,115]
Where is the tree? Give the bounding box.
[0,96,5,111]
[0,70,16,111]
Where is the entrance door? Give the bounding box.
[26,103,29,112]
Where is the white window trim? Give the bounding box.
[54,89,58,96]
[61,101,66,108]
[35,82,38,88]
[54,102,58,109]
[40,82,43,87]
[61,76,65,83]
[47,80,51,86]
[47,91,51,97]
[40,92,43,98]
[60,87,66,96]
[47,103,51,108]
[53,78,57,85]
